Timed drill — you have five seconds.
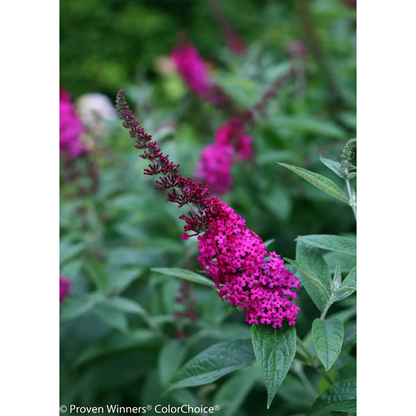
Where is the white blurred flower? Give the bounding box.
[76,93,118,139]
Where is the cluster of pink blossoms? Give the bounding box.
[197,198,301,328]
[60,90,88,158]
[196,117,253,194]
[60,275,72,303]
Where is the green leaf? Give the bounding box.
[323,252,356,274]
[336,364,356,381]
[60,259,83,279]
[312,319,344,371]
[284,258,330,307]
[151,267,215,288]
[297,235,356,257]
[296,241,331,295]
[60,294,104,322]
[347,172,357,179]
[251,325,297,409]
[73,329,159,369]
[342,326,356,350]
[319,155,345,178]
[107,268,143,294]
[158,339,189,387]
[277,163,350,204]
[264,239,275,249]
[60,242,86,264]
[92,303,129,332]
[332,267,357,302]
[84,253,109,291]
[213,367,261,416]
[272,116,346,139]
[165,339,255,393]
[105,296,147,316]
[306,377,356,415]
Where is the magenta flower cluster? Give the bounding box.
[196,117,253,194]
[60,90,88,158]
[60,275,72,303]
[197,198,301,328]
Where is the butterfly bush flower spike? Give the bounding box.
[115,90,301,328]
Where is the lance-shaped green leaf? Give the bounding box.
[332,267,356,302]
[319,155,345,178]
[165,339,255,393]
[312,319,344,371]
[72,329,159,369]
[296,241,332,295]
[251,325,297,409]
[84,253,109,291]
[277,163,350,204]
[284,258,330,312]
[297,235,356,257]
[306,377,356,415]
[151,267,215,288]
[158,339,189,387]
[105,296,147,316]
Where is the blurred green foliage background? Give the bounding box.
[60,0,356,414]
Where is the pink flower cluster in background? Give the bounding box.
[60,89,88,158]
[196,117,253,194]
[197,198,301,328]
[60,275,72,303]
[172,42,215,102]
[196,143,234,194]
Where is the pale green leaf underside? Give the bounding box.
[297,234,356,257]
[319,155,344,178]
[277,163,350,204]
[296,241,332,295]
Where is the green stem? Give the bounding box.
[317,367,334,386]
[320,301,333,320]
[345,179,357,220]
